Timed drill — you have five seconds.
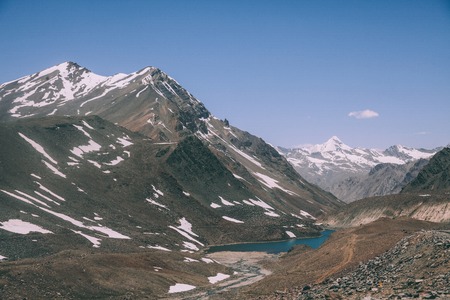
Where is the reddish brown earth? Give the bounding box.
[237,217,445,299]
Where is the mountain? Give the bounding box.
[330,159,429,202]
[0,61,209,142]
[402,147,450,193]
[0,62,447,299]
[280,136,440,202]
[0,62,345,297]
[321,147,450,228]
[322,193,450,228]
[0,62,342,256]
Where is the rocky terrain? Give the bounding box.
[275,229,450,300]
[205,217,447,300]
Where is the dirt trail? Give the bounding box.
[315,234,357,284]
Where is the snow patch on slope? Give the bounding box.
[253,172,298,196]
[222,216,244,223]
[0,219,53,234]
[208,273,230,284]
[19,133,58,164]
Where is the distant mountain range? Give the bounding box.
[279,136,442,202]
[323,146,450,227]
[0,62,342,262]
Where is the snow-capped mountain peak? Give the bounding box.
[383,144,437,161]
[280,136,440,190]
[308,135,351,153]
[0,61,111,117]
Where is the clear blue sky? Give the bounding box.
[1,0,449,149]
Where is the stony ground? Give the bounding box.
[298,230,449,299]
[265,230,450,300]
[0,249,230,299]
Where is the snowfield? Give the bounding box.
[168,283,196,293]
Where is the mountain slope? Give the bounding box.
[0,115,343,298]
[330,159,429,202]
[0,62,341,216]
[280,136,439,202]
[402,147,450,192]
[0,116,332,258]
[322,193,450,227]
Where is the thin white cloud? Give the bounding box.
[348,109,379,119]
[415,131,430,135]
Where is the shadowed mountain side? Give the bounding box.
[402,147,450,193]
[330,159,429,202]
[0,116,332,261]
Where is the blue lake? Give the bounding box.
[207,229,334,254]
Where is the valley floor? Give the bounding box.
[0,218,448,299]
[166,251,276,299]
[238,218,449,300]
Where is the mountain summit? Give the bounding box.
[0,61,210,143]
[307,136,352,153]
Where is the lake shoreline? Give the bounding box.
[204,229,335,254]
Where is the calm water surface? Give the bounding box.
[207,229,334,254]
